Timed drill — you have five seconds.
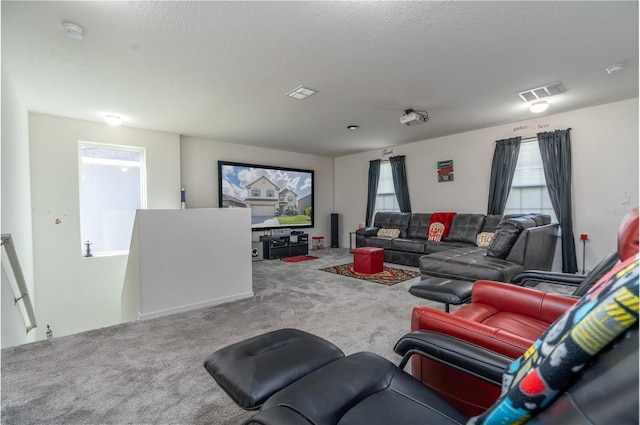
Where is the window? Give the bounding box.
[504,139,556,220]
[252,188,260,197]
[288,195,293,202]
[79,143,146,256]
[266,189,274,198]
[373,161,400,217]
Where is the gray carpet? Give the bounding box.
[1,249,433,425]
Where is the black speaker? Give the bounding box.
[330,213,339,248]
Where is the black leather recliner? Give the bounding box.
[205,325,637,425]
[204,254,639,425]
[510,250,619,297]
[511,206,639,297]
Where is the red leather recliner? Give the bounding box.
[411,207,639,417]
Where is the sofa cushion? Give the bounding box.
[391,238,427,254]
[481,215,503,233]
[424,240,474,254]
[446,214,486,244]
[373,212,412,238]
[486,217,537,259]
[521,213,551,226]
[419,247,525,282]
[364,237,394,249]
[406,213,432,240]
[428,212,457,238]
[377,228,400,238]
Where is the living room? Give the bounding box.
[1,2,639,421]
[3,0,638,342]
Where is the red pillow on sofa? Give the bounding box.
[428,212,457,238]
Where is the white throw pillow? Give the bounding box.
[476,232,495,247]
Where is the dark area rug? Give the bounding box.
[319,263,421,286]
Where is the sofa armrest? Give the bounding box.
[356,226,379,236]
[510,270,584,287]
[412,306,537,358]
[394,330,511,386]
[470,280,577,322]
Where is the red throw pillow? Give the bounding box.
[427,212,457,238]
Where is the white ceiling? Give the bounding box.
[2,1,638,158]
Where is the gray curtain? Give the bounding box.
[487,137,522,215]
[538,129,577,273]
[365,159,381,226]
[389,156,412,212]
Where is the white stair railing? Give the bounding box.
[1,234,37,333]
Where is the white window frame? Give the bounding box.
[373,161,400,218]
[504,138,556,221]
[78,142,147,257]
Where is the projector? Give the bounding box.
[400,109,429,126]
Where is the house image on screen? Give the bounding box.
[298,193,311,215]
[278,188,298,215]
[244,176,281,216]
[221,193,247,208]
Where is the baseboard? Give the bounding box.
[138,291,255,321]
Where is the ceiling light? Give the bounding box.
[606,63,625,74]
[62,22,84,40]
[105,115,121,126]
[530,100,549,113]
[286,85,317,100]
[347,125,359,130]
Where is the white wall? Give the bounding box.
[1,70,36,347]
[28,113,181,339]
[180,137,335,243]
[335,99,639,272]
[122,208,253,321]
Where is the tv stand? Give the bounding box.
[260,234,309,260]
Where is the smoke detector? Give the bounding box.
[400,109,428,126]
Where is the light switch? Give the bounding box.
[622,192,630,205]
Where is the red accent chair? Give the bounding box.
[411,207,639,416]
[411,283,576,416]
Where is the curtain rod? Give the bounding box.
[496,127,572,142]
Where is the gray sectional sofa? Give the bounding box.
[355,212,558,282]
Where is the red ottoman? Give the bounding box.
[353,247,384,274]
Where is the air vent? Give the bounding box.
[518,83,565,102]
[286,85,317,100]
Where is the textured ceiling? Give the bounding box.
[2,1,638,157]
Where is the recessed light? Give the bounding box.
[286,85,317,100]
[62,22,84,40]
[105,115,121,126]
[347,125,359,130]
[530,100,549,113]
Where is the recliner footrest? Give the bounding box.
[203,328,344,410]
[410,278,474,311]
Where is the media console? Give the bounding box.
[260,234,309,260]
